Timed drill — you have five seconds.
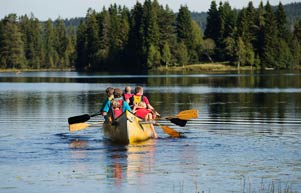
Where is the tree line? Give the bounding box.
[0,14,76,70]
[1,0,301,71]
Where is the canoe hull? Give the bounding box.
[103,111,155,144]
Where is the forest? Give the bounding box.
[0,0,301,72]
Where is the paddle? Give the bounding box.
[68,112,101,124]
[69,109,198,137]
[69,122,101,132]
[160,109,199,127]
[70,120,182,138]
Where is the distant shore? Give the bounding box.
[0,68,73,73]
[154,63,254,72]
[1,63,300,73]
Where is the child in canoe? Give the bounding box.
[123,86,133,104]
[133,101,158,138]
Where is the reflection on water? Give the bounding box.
[0,71,301,192]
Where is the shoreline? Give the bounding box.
[1,63,300,73]
[153,63,255,72]
[0,68,74,73]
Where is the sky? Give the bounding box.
[0,0,300,21]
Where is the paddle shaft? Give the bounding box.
[68,112,101,124]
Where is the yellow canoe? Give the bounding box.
[103,111,155,144]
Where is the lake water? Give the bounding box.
[0,71,301,193]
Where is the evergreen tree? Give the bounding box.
[147,44,161,68]
[98,8,111,69]
[292,20,301,67]
[127,1,145,70]
[157,5,177,66]
[254,2,265,60]
[44,19,58,68]
[85,9,101,69]
[0,14,25,69]
[142,0,160,67]
[75,21,88,70]
[275,2,288,40]
[261,2,278,69]
[176,5,202,64]
[55,18,69,68]
[205,1,219,42]
[65,27,76,67]
[176,5,193,50]
[216,2,237,61]
[161,41,171,68]
[176,41,189,67]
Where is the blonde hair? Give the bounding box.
[111,100,121,109]
[124,86,131,93]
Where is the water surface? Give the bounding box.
[0,71,301,193]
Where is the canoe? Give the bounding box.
[103,110,155,144]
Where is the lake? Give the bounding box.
[0,71,301,193]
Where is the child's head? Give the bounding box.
[106,87,114,97]
[111,100,121,109]
[113,88,123,98]
[138,101,147,108]
[124,86,131,93]
[135,86,143,94]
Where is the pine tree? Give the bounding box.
[205,1,219,42]
[161,42,171,68]
[176,6,193,50]
[65,27,76,67]
[85,9,101,69]
[146,44,161,68]
[75,21,88,70]
[19,14,44,69]
[275,2,288,40]
[127,1,144,70]
[142,0,160,68]
[261,2,278,69]
[176,41,189,67]
[55,18,69,68]
[237,37,246,69]
[292,20,301,67]
[97,8,111,69]
[254,2,265,60]
[0,14,25,69]
[158,5,177,66]
[176,5,201,64]
[44,19,58,68]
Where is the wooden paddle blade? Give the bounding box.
[68,114,90,124]
[176,109,199,120]
[69,123,90,132]
[169,118,187,127]
[160,126,181,138]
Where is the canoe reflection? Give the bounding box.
[107,139,156,184]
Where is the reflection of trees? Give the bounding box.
[146,72,301,121]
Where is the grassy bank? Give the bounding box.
[0,68,73,73]
[155,63,254,72]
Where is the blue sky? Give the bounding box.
[0,0,299,20]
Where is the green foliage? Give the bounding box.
[0,14,25,69]
[205,1,219,42]
[176,41,189,67]
[0,0,300,71]
[161,42,171,67]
